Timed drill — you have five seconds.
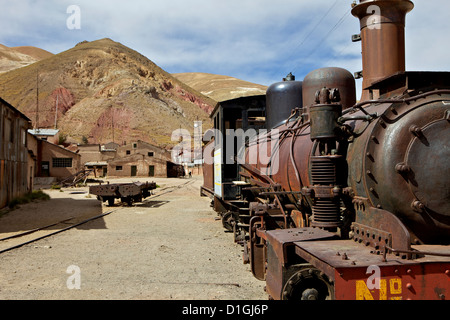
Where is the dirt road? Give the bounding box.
[0,176,267,300]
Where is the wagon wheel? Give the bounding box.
[221,211,234,232]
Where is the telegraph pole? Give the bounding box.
[35,71,39,129]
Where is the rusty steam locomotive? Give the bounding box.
[201,0,449,300]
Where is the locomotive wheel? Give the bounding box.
[282,265,334,300]
[222,211,234,232]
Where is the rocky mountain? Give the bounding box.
[0,39,216,148]
[0,44,53,73]
[173,72,267,102]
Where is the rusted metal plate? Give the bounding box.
[294,239,450,300]
[294,240,399,270]
[89,184,120,196]
[118,184,141,197]
[265,227,337,265]
[334,263,450,300]
[89,182,156,198]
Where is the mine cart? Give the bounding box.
[89,181,157,206]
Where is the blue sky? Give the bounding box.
[1,0,450,97]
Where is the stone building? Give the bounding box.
[108,140,177,177]
[26,128,82,179]
[78,144,115,177]
[77,140,184,178]
[34,139,81,179]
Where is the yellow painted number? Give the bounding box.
[356,279,402,300]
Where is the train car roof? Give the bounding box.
[209,94,266,119]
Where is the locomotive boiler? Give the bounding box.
[202,0,450,300]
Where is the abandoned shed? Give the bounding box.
[35,139,82,179]
[0,97,33,208]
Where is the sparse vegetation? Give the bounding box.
[7,190,50,209]
[58,132,68,145]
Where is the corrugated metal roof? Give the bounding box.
[28,129,59,136]
[85,162,108,166]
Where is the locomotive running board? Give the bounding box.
[265,227,338,266]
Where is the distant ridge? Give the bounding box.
[0,44,54,73]
[173,72,267,102]
[11,46,54,61]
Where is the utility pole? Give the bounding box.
[35,71,39,130]
[111,107,115,144]
[54,94,59,129]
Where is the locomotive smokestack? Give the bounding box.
[352,0,414,101]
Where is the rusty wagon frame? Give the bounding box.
[89,181,157,206]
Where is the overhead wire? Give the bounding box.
[291,5,352,74]
[284,0,340,66]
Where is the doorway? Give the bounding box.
[131,165,137,177]
[149,165,155,177]
[41,161,50,177]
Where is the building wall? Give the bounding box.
[116,140,172,161]
[78,144,102,164]
[108,154,168,177]
[105,141,173,178]
[76,140,179,178]
[38,140,81,179]
[26,133,38,191]
[0,99,32,208]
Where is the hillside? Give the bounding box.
[173,72,267,102]
[0,44,53,73]
[0,39,216,148]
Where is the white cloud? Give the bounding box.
[0,0,449,93]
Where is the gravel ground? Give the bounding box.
[0,175,267,300]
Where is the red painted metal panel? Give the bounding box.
[335,263,450,300]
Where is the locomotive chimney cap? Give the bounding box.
[352,0,414,26]
[284,72,295,81]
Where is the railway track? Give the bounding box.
[0,211,116,255]
[0,179,195,255]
